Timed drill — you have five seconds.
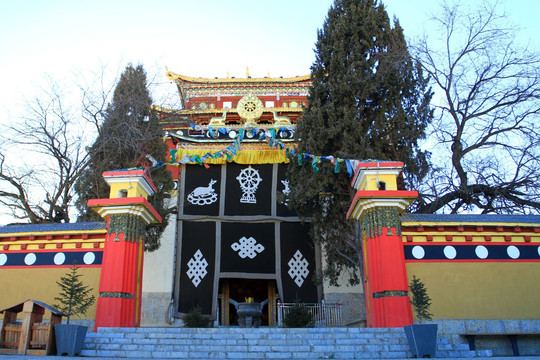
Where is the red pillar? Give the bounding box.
[346,161,418,327]
[364,223,412,327]
[94,226,145,329]
[88,170,161,330]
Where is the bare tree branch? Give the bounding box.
[0,75,98,223]
[412,0,540,214]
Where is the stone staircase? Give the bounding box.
[82,327,490,359]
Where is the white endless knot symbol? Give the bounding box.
[186,249,208,287]
[288,250,309,287]
[231,236,265,259]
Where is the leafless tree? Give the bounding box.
[0,75,109,223]
[412,0,540,214]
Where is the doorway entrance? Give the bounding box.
[219,278,278,326]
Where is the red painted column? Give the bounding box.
[364,223,412,327]
[94,216,146,330]
[346,162,417,327]
[88,171,161,330]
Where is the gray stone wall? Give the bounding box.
[324,292,366,326]
[69,318,95,331]
[141,292,174,326]
[428,319,540,356]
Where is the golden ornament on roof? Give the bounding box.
[237,93,263,121]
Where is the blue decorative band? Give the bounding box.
[0,251,103,267]
[404,244,540,261]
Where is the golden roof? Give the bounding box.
[166,71,311,84]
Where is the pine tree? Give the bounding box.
[286,0,433,285]
[54,263,96,324]
[408,275,433,321]
[282,303,314,328]
[183,307,212,328]
[75,64,174,251]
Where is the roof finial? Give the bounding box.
[246,66,250,78]
[226,71,230,79]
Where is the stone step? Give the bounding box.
[82,327,484,359]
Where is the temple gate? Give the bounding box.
[160,72,320,324]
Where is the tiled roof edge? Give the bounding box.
[402,213,540,224]
[0,221,107,234]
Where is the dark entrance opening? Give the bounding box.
[219,278,278,326]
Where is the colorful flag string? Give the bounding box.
[153,126,362,176]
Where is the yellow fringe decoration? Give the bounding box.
[173,148,290,165]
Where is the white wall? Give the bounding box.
[141,196,177,325]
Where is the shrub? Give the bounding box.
[282,303,314,328]
[183,307,211,328]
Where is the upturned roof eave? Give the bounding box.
[166,71,311,85]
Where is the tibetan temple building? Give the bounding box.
[158,71,319,326]
[1,71,540,330]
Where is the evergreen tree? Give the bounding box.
[408,275,433,321]
[75,64,174,251]
[183,307,212,328]
[54,263,96,324]
[282,303,314,328]
[287,0,432,285]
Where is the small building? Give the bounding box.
[0,299,63,355]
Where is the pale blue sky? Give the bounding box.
[0,0,334,114]
[0,0,538,223]
[1,0,538,116]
